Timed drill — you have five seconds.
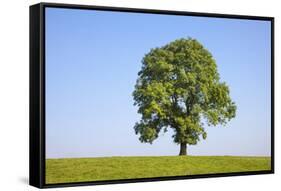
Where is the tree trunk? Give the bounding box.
[179,143,187,155]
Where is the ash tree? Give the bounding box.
[133,38,236,155]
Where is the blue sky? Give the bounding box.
[45,7,271,158]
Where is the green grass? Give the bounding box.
[46,156,271,184]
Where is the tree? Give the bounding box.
[133,38,236,155]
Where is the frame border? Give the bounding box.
[29,2,274,189]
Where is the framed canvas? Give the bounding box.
[30,2,274,188]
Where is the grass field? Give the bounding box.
[46,156,271,184]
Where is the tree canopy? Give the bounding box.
[133,38,236,155]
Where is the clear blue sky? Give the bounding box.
[45,7,271,158]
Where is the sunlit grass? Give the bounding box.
[46,155,271,184]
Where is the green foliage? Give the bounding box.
[46,156,271,183]
[133,38,236,147]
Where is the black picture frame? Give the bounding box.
[29,2,275,189]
